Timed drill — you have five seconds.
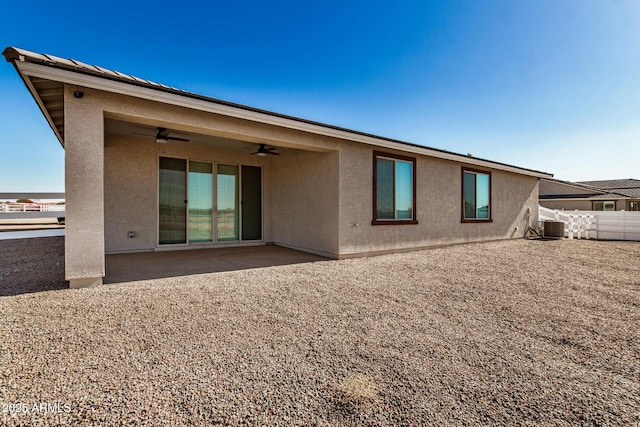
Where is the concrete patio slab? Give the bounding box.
[104,244,328,283]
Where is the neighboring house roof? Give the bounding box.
[577,179,640,198]
[539,178,605,199]
[3,46,553,179]
[577,179,640,189]
[540,177,640,200]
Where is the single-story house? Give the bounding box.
[540,178,640,211]
[4,47,553,288]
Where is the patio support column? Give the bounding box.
[64,86,105,288]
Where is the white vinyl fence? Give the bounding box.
[0,203,65,213]
[0,193,65,220]
[577,210,640,241]
[539,206,640,241]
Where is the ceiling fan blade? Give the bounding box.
[267,151,280,155]
[132,132,155,137]
[167,136,190,142]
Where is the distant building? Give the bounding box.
[540,178,640,211]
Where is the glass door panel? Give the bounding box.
[159,157,187,244]
[241,165,262,240]
[217,164,239,241]
[188,161,213,243]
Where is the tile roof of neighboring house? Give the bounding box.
[577,179,640,198]
[541,178,640,200]
[577,179,640,189]
[3,46,553,178]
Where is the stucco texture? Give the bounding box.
[64,85,540,284]
[337,145,539,256]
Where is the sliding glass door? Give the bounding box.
[216,164,240,241]
[241,165,262,241]
[188,162,213,243]
[160,157,261,245]
[159,157,187,244]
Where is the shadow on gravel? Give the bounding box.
[0,236,67,296]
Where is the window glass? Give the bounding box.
[241,165,263,240]
[476,173,490,219]
[594,201,615,211]
[463,170,491,220]
[159,157,187,244]
[395,161,413,219]
[463,172,476,219]
[376,158,395,220]
[188,162,213,243]
[217,164,239,241]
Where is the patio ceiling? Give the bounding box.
[104,118,290,155]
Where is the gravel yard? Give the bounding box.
[1,237,639,426]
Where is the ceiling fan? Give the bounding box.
[251,143,279,156]
[133,127,190,143]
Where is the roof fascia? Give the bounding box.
[15,61,552,178]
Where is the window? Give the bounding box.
[462,169,491,222]
[593,201,615,211]
[372,151,417,225]
[628,201,639,211]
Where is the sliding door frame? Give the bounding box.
[157,155,263,247]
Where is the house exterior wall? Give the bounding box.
[62,85,543,284]
[271,150,340,257]
[64,85,105,288]
[104,134,273,253]
[337,144,539,257]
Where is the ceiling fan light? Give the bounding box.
[155,136,169,143]
[257,151,267,157]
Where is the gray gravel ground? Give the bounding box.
[1,237,639,426]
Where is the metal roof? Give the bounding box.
[3,46,553,178]
[577,179,640,198]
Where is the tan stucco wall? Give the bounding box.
[104,134,273,253]
[64,86,105,287]
[271,150,339,257]
[337,144,539,256]
[65,86,543,281]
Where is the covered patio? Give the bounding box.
[105,244,328,283]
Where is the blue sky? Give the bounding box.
[1,0,639,191]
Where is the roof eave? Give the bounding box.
[4,48,65,147]
[4,47,553,178]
